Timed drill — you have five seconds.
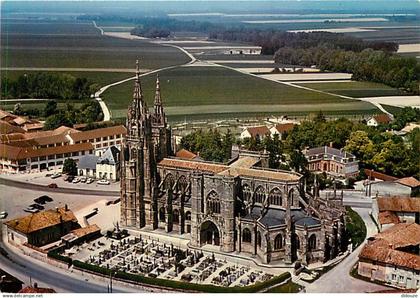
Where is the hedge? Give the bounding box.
[72,260,291,293]
[47,251,73,267]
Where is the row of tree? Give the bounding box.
[274,46,420,94]
[43,100,103,130]
[1,73,93,100]
[180,108,420,180]
[209,29,398,55]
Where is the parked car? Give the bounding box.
[51,173,62,179]
[97,180,110,185]
[29,204,44,210]
[63,175,74,182]
[0,211,8,219]
[86,178,94,184]
[45,173,52,177]
[72,177,81,184]
[38,195,53,203]
[80,177,87,183]
[48,183,58,188]
[24,207,39,213]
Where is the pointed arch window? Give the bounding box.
[242,228,251,242]
[206,191,221,214]
[274,234,283,250]
[269,188,282,206]
[254,187,265,204]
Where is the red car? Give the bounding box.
[48,183,58,188]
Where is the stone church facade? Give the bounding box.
[121,61,347,265]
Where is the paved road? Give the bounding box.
[0,177,119,197]
[304,207,388,293]
[0,238,140,293]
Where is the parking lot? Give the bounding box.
[0,170,119,192]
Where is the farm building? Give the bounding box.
[366,114,392,127]
[358,223,420,290]
[372,196,420,231]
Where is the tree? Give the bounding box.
[344,130,375,166]
[62,158,77,176]
[44,112,73,130]
[44,100,58,117]
[289,150,308,174]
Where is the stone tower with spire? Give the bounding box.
[120,61,171,229]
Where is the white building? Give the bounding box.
[367,114,392,127]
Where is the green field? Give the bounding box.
[103,66,378,120]
[1,21,190,70]
[297,81,404,98]
[1,70,133,89]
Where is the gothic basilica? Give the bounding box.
[120,61,347,265]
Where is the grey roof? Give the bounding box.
[97,146,120,165]
[305,146,355,159]
[295,217,321,227]
[78,154,99,170]
[242,208,310,228]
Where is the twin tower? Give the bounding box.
[120,61,171,228]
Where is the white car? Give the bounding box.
[51,173,62,179]
[97,180,110,185]
[0,211,8,219]
[80,177,87,183]
[24,207,39,213]
[72,177,81,184]
[86,178,94,184]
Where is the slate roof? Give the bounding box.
[78,154,99,170]
[305,146,355,159]
[295,217,321,227]
[97,146,120,165]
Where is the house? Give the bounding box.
[367,114,392,127]
[4,206,79,247]
[77,154,99,177]
[358,223,420,289]
[303,146,359,178]
[240,126,270,141]
[19,283,56,293]
[367,176,420,197]
[0,269,23,293]
[372,196,420,231]
[96,146,120,181]
[269,123,295,140]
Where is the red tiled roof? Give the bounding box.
[378,211,400,225]
[4,207,78,234]
[19,286,56,293]
[158,158,229,174]
[373,114,392,124]
[364,169,397,182]
[175,149,197,160]
[396,177,420,188]
[273,123,295,133]
[359,223,420,270]
[0,142,93,160]
[244,126,270,138]
[68,125,126,142]
[377,197,420,213]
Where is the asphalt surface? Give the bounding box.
[0,177,119,197]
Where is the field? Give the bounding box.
[1,21,190,70]
[297,81,405,98]
[102,65,377,120]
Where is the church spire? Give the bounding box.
[153,74,166,126]
[130,60,148,119]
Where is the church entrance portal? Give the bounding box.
[200,221,220,246]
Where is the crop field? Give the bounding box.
[0,100,86,114]
[1,21,190,70]
[347,26,420,44]
[297,81,404,98]
[1,21,99,35]
[102,66,377,120]
[1,70,133,89]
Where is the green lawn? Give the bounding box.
[298,81,404,98]
[103,65,378,120]
[264,281,302,293]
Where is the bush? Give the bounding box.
[48,251,72,267]
[345,207,367,249]
[72,260,290,293]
